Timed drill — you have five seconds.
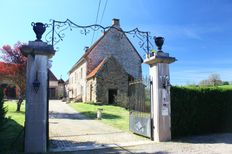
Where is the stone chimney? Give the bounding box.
[84,46,89,52]
[112,18,120,27]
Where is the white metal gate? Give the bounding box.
[129,79,153,139]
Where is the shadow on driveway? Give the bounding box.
[174,133,232,144]
[49,111,120,120]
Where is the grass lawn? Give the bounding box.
[0,100,25,152]
[218,85,232,89]
[69,103,130,132]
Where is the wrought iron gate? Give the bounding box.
[129,78,153,139]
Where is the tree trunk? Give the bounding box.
[16,97,23,112]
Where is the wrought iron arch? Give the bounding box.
[45,19,154,55]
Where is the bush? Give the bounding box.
[0,88,7,129]
[171,86,232,138]
[115,94,129,109]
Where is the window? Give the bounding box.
[75,72,77,83]
[81,86,83,95]
[90,84,93,101]
[80,68,83,79]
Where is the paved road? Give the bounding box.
[49,100,151,152]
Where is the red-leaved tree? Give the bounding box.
[0,42,27,111]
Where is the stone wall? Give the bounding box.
[68,60,87,101]
[86,77,97,102]
[95,56,128,104]
[87,27,142,79]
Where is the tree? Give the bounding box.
[0,42,26,111]
[199,79,210,86]
[208,73,222,86]
[223,81,229,85]
[199,73,223,86]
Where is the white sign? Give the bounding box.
[162,106,169,116]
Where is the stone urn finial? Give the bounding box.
[154,36,164,52]
[31,22,47,41]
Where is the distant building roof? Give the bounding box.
[58,79,65,84]
[0,62,60,83]
[48,69,58,81]
[0,61,20,76]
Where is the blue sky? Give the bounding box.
[0,0,232,85]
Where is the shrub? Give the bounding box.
[0,88,7,129]
[171,86,232,138]
[115,94,129,109]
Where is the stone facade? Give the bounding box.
[96,57,128,103]
[86,57,128,103]
[68,19,142,104]
[86,77,97,102]
[68,59,87,101]
[87,28,142,79]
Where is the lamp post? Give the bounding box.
[32,71,40,93]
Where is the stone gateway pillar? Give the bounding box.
[144,37,176,142]
[20,23,55,153]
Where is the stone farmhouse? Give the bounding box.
[68,19,142,104]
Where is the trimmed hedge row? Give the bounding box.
[171,86,232,138]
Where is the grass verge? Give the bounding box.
[69,102,129,132]
[0,100,25,152]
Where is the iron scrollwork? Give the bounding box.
[160,75,170,89]
[45,19,154,54]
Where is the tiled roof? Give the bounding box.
[0,61,59,82]
[86,58,106,79]
[0,61,19,76]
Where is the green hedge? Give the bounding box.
[171,86,232,138]
[0,88,7,129]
